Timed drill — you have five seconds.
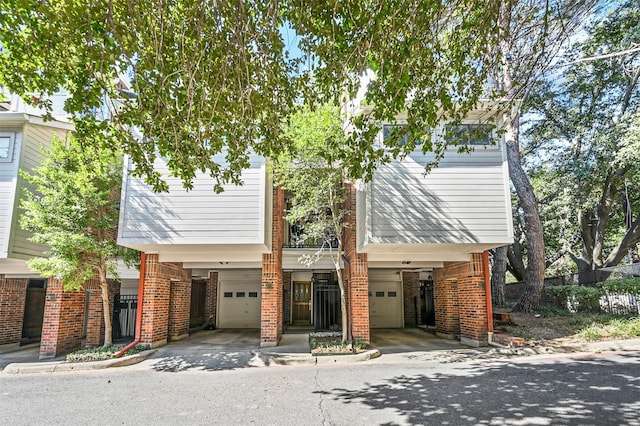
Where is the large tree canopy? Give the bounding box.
[0,0,510,190]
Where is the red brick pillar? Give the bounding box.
[205,271,218,328]
[433,253,488,346]
[140,254,170,347]
[433,274,459,339]
[402,272,421,327]
[344,184,370,342]
[39,278,85,359]
[84,278,103,347]
[261,187,284,347]
[168,269,192,341]
[458,254,489,346]
[0,275,28,346]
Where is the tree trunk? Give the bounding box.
[98,269,113,347]
[500,2,546,313]
[491,246,507,306]
[334,259,349,345]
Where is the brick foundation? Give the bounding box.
[39,278,86,359]
[0,275,28,346]
[402,272,421,327]
[261,187,284,347]
[433,253,489,346]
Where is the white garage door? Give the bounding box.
[218,270,262,328]
[368,270,403,328]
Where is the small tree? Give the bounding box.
[20,133,124,347]
[271,105,351,344]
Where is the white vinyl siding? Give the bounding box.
[0,129,22,257]
[217,270,262,328]
[118,154,269,246]
[360,147,512,248]
[9,124,67,259]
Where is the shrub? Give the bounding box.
[549,285,603,313]
[66,343,150,363]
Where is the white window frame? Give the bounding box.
[443,122,499,149]
[0,132,15,162]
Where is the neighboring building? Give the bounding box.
[0,91,138,356]
[114,107,513,350]
[0,93,73,348]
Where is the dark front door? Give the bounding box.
[292,281,311,323]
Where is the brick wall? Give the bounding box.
[39,278,86,359]
[205,271,218,327]
[261,187,284,346]
[0,275,28,345]
[344,184,370,342]
[168,269,192,340]
[434,253,488,346]
[402,272,421,327]
[140,254,188,347]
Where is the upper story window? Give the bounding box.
[382,124,427,149]
[382,124,409,146]
[445,123,494,146]
[0,132,15,162]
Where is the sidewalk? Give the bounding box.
[2,329,639,375]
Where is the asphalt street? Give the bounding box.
[1,349,639,425]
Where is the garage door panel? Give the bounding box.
[218,270,262,328]
[369,270,403,328]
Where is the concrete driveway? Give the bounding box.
[371,328,467,353]
[144,329,262,372]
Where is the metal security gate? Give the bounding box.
[112,294,137,339]
[190,279,207,328]
[314,277,341,331]
[22,279,47,342]
[421,280,435,327]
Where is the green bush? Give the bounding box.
[549,285,603,313]
[600,278,640,296]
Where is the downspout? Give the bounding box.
[115,251,146,358]
[483,251,495,345]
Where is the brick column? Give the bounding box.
[433,253,488,346]
[205,271,218,328]
[0,275,28,346]
[261,187,284,347]
[344,184,370,342]
[458,254,489,346]
[402,272,421,327]
[433,275,459,339]
[84,278,102,347]
[168,269,192,341]
[39,278,85,359]
[140,254,188,347]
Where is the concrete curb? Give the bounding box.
[259,348,382,366]
[2,349,157,375]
